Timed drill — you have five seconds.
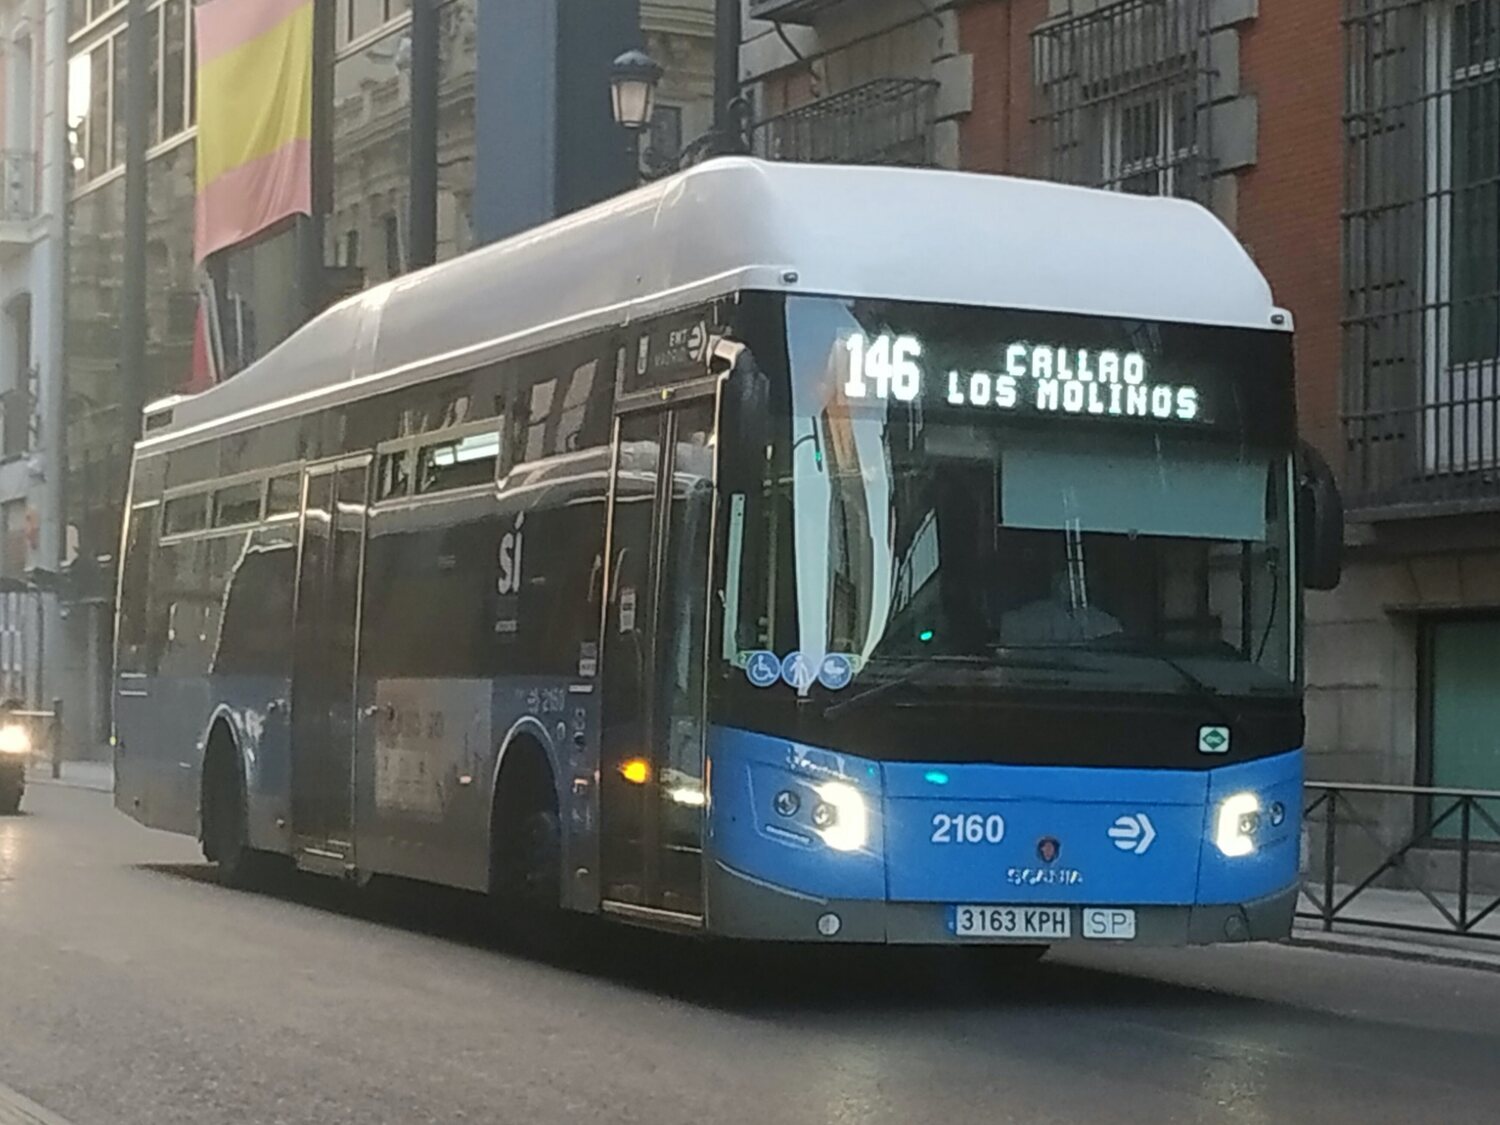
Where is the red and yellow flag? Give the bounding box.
[194,0,314,263]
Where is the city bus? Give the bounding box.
[113,157,1343,950]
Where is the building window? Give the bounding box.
[1105,89,1196,196]
[160,0,189,142]
[1032,0,1209,202]
[1443,1,1500,367]
[384,213,403,278]
[67,1,194,191]
[1423,617,1500,840]
[339,0,412,51]
[70,1,127,36]
[1343,0,1500,507]
[646,104,683,174]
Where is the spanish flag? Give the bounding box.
[194,0,314,263]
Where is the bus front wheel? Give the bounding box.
[202,739,272,889]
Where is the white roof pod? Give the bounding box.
[145,157,1284,449]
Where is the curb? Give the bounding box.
[24,769,113,795]
[1288,928,1500,975]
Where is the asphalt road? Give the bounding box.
[2,784,1499,1125]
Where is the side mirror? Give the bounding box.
[1297,441,1344,592]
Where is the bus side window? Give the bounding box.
[514,352,611,463]
[377,448,412,501]
[163,493,208,536]
[266,473,302,517]
[416,430,501,494]
[212,481,263,528]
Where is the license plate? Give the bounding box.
[1082,908,1137,941]
[952,905,1071,940]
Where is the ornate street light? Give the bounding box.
[610,49,664,133]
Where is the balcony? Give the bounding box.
[749,78,939,168]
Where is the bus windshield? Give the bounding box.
[725,296,1297,704]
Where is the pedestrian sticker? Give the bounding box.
[781,652,816,691]
[745,651,781,689]
[818,654,855,691]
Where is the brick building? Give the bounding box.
[740,0,1500,848]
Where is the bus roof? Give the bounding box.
[144,157,1284,449]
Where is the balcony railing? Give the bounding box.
[0,150,35,223]
[1343,393,1500,515]
[750,78,939,168]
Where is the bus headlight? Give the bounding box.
[812,781,868,853]
[1214,792,1261,858]
[0,723,30,757]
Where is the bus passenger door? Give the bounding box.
[599,396,717,920]
[289,457,371,871]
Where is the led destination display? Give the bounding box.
[842,332,1204,423]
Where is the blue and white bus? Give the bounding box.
[114,158,1342,950]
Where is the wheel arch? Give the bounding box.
[486,717,560,889]
[198,711,244,854]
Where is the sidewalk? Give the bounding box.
[25,760,114,794]
[1292,883,1500,973]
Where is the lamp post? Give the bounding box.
[610,47,750,180]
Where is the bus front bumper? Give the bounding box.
[706,862,1298,946]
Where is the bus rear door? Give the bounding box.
[599,392,717,922]
[289,456,371,874]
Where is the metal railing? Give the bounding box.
[1340,0,1500,515]
[1300,781,1500,941]
[750,78,939,168]
[1030,0,1216,205]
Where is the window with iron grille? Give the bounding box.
[1031,0,1212,203]
[1343,0,1500,511]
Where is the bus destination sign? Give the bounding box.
[841,332,1204,424]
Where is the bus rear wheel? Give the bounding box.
[0,778,21,815]
[489,755,562,948]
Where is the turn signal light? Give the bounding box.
[620,758,651,785]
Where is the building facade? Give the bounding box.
[739,0,1500,867]
[58,0,716,752]
[0,0,64,712]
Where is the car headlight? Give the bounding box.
[1214,791,1261,857]
[0,723,30,757]
[812,781,868,853]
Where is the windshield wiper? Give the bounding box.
[821,660,962,721]
[995,641,1239,726]
[1129,650,1238,727]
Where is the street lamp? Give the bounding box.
[611,48,752,180]
[610,49,663,134]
